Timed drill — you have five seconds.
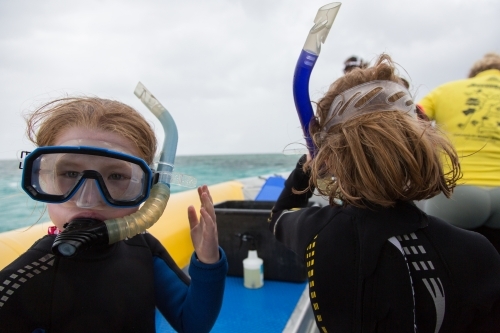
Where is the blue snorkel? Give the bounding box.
[293,2,341,157]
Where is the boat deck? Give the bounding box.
[155,276,318,332]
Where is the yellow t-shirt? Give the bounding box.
[418,69,500,186]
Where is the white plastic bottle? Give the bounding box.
[243,250,264,289]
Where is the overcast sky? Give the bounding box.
[0,0,498,160]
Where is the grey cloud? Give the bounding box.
[0,0,499,159]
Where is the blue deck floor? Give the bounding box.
[156,276,307,332]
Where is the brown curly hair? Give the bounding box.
[468,52,500,78]
[305,54,461,208]
[25,97,157,164]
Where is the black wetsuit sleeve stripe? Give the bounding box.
[143,233,190,286]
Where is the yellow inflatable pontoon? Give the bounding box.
[0,180,244,270]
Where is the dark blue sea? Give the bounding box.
[0,154,299,232]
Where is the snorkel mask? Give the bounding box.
[22,145,155,208]
[21,83,195,257]
[293,2,341,157]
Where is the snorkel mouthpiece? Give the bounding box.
[52,83,177,256]
[293,2,341,156]
[52,219,109,257]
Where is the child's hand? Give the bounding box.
[187,185,220,264]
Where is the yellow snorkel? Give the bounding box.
[104,82,176,243]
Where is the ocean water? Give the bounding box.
[0,153,299,233]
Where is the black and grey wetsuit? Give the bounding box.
[270,157,500,332]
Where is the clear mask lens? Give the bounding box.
[35,153,147,201]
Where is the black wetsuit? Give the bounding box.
[269,157,500,332]
[0,233,227,333]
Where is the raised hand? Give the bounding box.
[187,185,220,264]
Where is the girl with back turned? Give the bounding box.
[270,54,500,332]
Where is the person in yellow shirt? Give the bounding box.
[418,52,500,252]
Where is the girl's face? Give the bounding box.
[47,127,143,230]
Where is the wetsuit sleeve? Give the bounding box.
[269,155,323,256]
[154,247,227,333]
[455,233,500,332]
[272,155,313,212]
[467,298,500,332]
